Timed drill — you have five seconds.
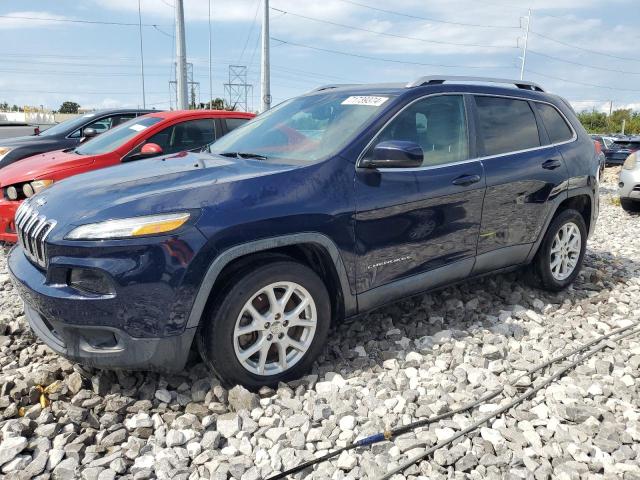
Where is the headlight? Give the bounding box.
[623,152,638,170]
[65,212,191,240]
[31,179,54,193]
[0,147,12,160]
[6,186,18,201]
[23,183,34,198]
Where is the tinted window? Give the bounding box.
[535,103,573,143]
[475,96,540,156]
[142,119,216,155]
[366,95,468,167]
[225,118,249,132]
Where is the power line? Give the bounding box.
[529,31,640,63]
[271,6,518,50]
[528,50,640,75]
[527,69,640,93]
[271,37,512,70]
[333,0,520,29]
[239,0,262,61]
[0,88,167,95]
[0,14,170,28]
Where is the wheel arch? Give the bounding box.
[185,233,356,330]
[526,189,593,263]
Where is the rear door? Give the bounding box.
[473,95,569,273]
[354,94,485,304]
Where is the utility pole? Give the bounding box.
[175,0,188,110]
[137,0,146,108]
[608,100,613,132]
[519,9,531,81]
[260,0,271,112]
[208,0,213,109]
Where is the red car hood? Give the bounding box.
[0,149,96,187]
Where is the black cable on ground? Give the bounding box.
[376,324,640,480]
[263,322,639,479]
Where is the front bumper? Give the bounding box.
[8,246,196,372]
[0,198,20,243]
[618,168,640,200]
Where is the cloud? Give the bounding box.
[0,11,69,29]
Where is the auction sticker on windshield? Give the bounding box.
[341,96,389,106]
[129,124,147,132]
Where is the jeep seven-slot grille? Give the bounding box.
[15,204,56,268]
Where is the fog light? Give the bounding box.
[82,330,119,349]
[69,268,115,296]
[6,186,18,200]
[22,183,34,198]
[619,182,624,188]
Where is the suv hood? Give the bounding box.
[27,151,298,232]
[0,149,95,187]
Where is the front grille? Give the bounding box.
[15,203,56,268]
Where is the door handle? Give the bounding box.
[542,159,562,170]
[452,174,481,186]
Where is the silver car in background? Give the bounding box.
[619,151,640,212]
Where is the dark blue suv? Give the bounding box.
[8,76,599,388]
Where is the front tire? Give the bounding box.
[527,209,587,291]
[198,261,330,389]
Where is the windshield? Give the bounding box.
[75,116,163,155]
[209,92,396,163]
[38,114,99,137]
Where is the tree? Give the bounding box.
[200,97,236,111]
[59,101,80,114]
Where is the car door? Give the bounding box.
[354,94,486,309]
[472,95,568,274]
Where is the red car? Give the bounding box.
[0,110,254,242]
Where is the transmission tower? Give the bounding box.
[224,65,253,112]
[169,62,200,110]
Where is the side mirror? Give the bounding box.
[361,140,423,169]
[140,143,163,156]
[80,128,98,143]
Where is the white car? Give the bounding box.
[618,151,640,211]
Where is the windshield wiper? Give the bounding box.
[219,151,268,160]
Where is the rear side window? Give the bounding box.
[535,103,573,144]
[475,96,540,156]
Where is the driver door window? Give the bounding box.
[365,95,469,167]
[128,119,216,159]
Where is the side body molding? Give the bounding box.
[186,233,357,329]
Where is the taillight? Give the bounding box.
[593,140,602,155]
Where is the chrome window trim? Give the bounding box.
[358,92,577,173]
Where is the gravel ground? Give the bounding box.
[0,168,639,480]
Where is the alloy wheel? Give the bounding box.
[233,281,317,376]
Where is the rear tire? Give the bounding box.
[620,198,640,213]
[527,209,587,292]
[197,261,330,389]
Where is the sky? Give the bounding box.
[0,0,639,114]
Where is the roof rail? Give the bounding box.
[309,84,361,93]
[407,76,545,92]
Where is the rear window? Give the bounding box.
[613,140,640,150]
[535,103,573,144]
[475,96,540,156]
